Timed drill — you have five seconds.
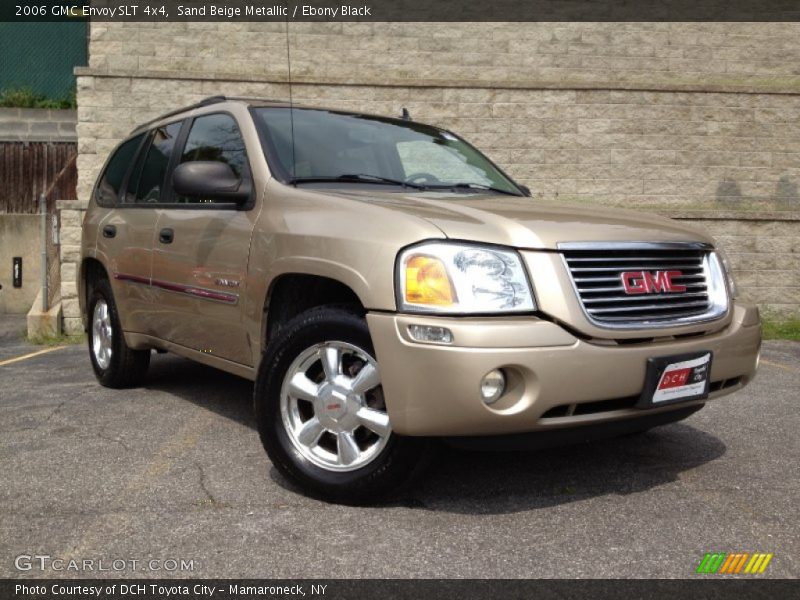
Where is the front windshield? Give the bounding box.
[253,107,522,195]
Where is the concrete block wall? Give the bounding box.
[73,77,800,213]
[0,108,77,143]
[678,216,800,318]
[65,22,800,323]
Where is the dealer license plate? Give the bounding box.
[637,351,712,408]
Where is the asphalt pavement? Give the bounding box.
[0,314,797,578]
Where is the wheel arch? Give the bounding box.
[80,257,110,331]
[261,273,367,348]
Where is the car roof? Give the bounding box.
[129,96,427,135]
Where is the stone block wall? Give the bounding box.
[57,200,84,334]
[64,22,800,325]
[676,214,800,318]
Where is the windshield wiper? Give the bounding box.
[424,182,521,196]
[290,174,426,190]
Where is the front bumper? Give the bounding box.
[367,302,760,436]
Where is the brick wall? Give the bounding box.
[64,22,800,331]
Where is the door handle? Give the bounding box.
[159,228,174,244]
[102,225,116,238]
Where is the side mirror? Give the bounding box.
[518,184,532,197]
[172,161,251,204]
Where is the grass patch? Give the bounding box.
[762,317,800,341]
[25,332,86,346]
[0,87,77,109]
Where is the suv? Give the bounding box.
[80,97,760,503]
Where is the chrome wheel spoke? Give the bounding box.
[321,345,340,381]
[356,407,391,437]
[337,431,360,466]
[280,341,392,472]
[92,299,113,370]
[296,417,324,446]
[288,372,320,403]
[350,362,380,394]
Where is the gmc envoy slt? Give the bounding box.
[80,97,761,503]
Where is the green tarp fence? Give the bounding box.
[0,22,87,99]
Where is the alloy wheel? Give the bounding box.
[280,341,391,472]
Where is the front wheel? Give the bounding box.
[254,306,428,504]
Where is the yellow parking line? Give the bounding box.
[761,359,800,374]
[0,345,67,367]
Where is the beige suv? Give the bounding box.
[80,97,760,503]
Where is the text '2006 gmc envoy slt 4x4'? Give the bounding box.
[80,96,760,503]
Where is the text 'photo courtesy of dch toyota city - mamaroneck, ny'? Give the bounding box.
[0,0,798,598]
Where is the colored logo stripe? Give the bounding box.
[697,552,773,574]
[745,553,773,574]
[697,553,726,574]
[720,553,748,574]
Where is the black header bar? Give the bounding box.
[4,0,800,22]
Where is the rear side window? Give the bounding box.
[164,113,247,205]
[124,121,183,204]
[95,134,144,206]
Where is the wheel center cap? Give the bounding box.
[315,383,359,431]
[324,389,348,420]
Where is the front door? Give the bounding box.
[150,112,258,366]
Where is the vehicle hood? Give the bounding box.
[322,189,714,250]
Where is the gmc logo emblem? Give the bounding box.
[621,270,687,294]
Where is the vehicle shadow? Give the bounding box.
[398,425,726,514]
[145,354,727,515]
[144,353,257,428]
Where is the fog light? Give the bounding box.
[480,369,505,404]
[408,324,453,344]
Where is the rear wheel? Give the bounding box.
[255,306,428,504]
[87,277,150,388]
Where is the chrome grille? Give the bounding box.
[561,244,717,326]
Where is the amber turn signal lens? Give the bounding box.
[405,255,457,306]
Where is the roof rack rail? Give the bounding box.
[219,96,285,104]
[130,95,229,134]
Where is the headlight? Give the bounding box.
[397,242,536,313]
[715,249,738,298]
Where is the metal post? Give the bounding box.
[40,193,48,313]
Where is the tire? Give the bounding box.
[255,306,429,504]
[87,276,150,388]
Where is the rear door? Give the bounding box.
[102,121,186,336]
[92,132,159,335]
[149,112,259,366]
